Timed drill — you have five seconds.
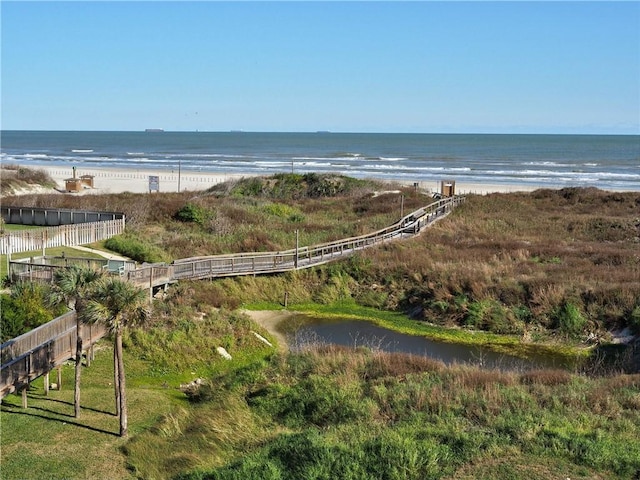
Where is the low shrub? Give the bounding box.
[104,233,170,263]
[553,302,588,338]
[0,282,66,343]
[175,203,213,225]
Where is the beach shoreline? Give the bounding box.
[8,165,547,196]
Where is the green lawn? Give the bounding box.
[1,247,109,280]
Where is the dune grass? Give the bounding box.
[2,181,639,479]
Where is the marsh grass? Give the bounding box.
[175,346,640,480]
[2,284,639,480]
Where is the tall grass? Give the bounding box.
[172,345,640,480]
[3,273,639,479]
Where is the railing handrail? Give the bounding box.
[174,196,462,267]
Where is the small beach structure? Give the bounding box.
[64,167,82,193]
[64,177,83,193]
[80,174,95,188]
[440,180,456,197]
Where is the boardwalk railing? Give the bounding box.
[170,196,464,280]
[1,195,464,398]
[1,312,107,398]
[9,256,137,284]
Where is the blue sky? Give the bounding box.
[2,1,639,134]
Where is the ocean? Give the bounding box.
[1,131,638,191]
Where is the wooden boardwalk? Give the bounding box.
[1,312,106,399]
[1,195,464,399]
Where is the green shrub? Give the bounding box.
[465,300,520,334]
[261,203,304,221]
[248,375,369,428]
[175,203,212,225]
[0,282,66,343]
[104,233,170,263]
[231,177,265,197]
[553,302,587,338]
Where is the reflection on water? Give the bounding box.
[278,315,573,371]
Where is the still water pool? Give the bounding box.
[277,314,573,371]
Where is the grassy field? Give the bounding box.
[3,330,638,479]
[1,246,108,281]
[1,308,278,480]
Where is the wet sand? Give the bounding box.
[242,309,297,352]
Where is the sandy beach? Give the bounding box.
[14,165,542,196]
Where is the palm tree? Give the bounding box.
[82,277,148,437]
[49,265,104,418]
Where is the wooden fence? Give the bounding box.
[0,219,125,255]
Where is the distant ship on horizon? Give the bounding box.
[145,128,164,132]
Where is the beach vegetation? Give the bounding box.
[175,202,213,226]
[212,173,380,200]
[0,164,56,194]
[104,233,170,264]
[2,276,639,479]
[3,171,640,477]
[0,281,67,342]
[3,181,638,358]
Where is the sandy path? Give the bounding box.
[242,309,298,352]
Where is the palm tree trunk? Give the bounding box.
[74,326,82,418]
[113,342,120,417]
[115,332,128,437]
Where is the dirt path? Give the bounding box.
[72,245,129,261]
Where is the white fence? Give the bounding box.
[0,219,125,255]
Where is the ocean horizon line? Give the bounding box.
[1,129,638,137]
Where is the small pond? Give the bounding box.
[277,314,575,371]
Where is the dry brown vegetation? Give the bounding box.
[4,177,639,347]
[0,164,56,193]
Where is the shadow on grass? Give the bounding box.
[29,394,115,416]
[0,404,119,437]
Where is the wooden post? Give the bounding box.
[86,343,92,367]
[44,372,50,395]
[57,366,62,390]
[149,267,154,302]
[22,386,28,408]
[284,291,289,308]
